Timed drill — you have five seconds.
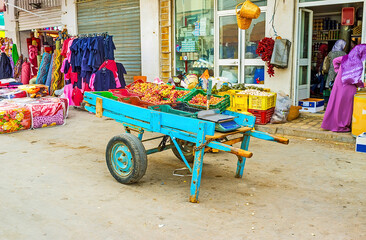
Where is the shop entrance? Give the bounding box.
[295,0,365,104]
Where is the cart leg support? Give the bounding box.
[189,122,207,203]
[235,135,250,178]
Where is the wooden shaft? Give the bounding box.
[272,135,289,145]
[229,147,253,158]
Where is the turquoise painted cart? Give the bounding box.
[84,92,289,203]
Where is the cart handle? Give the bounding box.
[248,130,289,145]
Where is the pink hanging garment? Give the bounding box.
[64,83,75,106]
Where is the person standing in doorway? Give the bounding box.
[321,44,366,132]
[325,39,347,89]
[311,44,328,95]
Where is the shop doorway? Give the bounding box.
[295,0,365,104]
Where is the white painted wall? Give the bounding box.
[140,0,160,81]
[263,0,295,97]
[3,0,18,43]
[61,0,77,36]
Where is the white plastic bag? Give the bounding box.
[270,91,292,124]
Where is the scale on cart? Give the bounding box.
[197,109,241,132]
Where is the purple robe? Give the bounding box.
[321,56,357,132]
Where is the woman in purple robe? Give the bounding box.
[321,44,366,132]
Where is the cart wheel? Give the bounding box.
[106,133,147,184]
[172,139,195,163]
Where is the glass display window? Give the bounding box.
[218,0,267,11]
[175,0,215,76]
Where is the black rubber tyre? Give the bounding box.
[172,139,195,163]
[106,133,147,184]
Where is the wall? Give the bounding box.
[264,0,295,97]
[140,0,160,81]
[3,0,18,43]
[61,0,77,36]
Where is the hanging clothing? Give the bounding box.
[14,55,24,81]
[116,62,127,88]
[321,56,358,132]
[21,61,31,85]
[93,68,116,91]
[36,52,52,84]
[98,60,121,88]
[0,52,13,79]
[12,43,19,65]
[105,35,116,60]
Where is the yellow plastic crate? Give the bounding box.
[248,92,277,110]
[233,91,248,113]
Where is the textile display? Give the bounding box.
[45,54,54,87]
[0,102,32,134]
[50,50,64,96]
[36,52,52,85]
[0,52,13,79]
[61,34,123,106]
[0,89,27,99]
[18,84,49,98]
[21,61,31,84]
[14,55,24,80]
[12,43,19,64]
[28,45,38,77]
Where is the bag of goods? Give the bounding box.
[270,91,292,124]
[18,84,49,98]
[181,74,198,89]
[287,106,302,121]
[0,102,32,134]
[0,88,27,99]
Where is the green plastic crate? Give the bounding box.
[148,104,198,118]
[94,91,118,100]
[181,89,230,112]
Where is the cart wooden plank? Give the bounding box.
[206,127,252,140]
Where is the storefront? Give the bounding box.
[294,0,366,103]
[76,0,142,83]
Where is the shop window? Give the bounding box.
[218,0,267,11]
[175,0,214,76]
[245,13,265,59]
[244,66,264,84]
[219,66,238,84]
[219,15,238,59]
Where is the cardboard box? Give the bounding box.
[356,132,366,153]
[299,98,325,113]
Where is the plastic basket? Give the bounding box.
[172,87,192,102]
[94,91,119,100]
[170,102,202,114]
[148,104,198,118]
[117,96,155,108]
[234,91,249,113]
[182,89,230,112]
[248,92,276,110]
[217,90,236,111]
[248,107,275,125]
[109,89,142,98]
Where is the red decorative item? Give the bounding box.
[256,37,275,77]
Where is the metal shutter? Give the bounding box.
[77,0,141,83]
[18,7,62,31]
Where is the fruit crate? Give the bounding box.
[248,92,276,110]
[94,91,119,100]
[173,87,192,102]
[117,96,155,108]
[217,90,236,111]
[182,89,230,112]
[148,104,198,118]
[248,107,275,125]
[170,102,202,114]
[109,89,142,98]
[233,91,249,113]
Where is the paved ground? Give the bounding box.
[256,112,355,144]
[0,109,365,240]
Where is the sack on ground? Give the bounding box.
[270,91,292,124]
